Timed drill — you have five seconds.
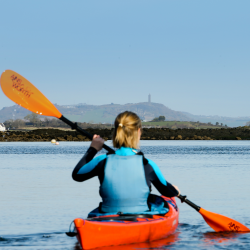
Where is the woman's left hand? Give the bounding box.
[90,134,105,151]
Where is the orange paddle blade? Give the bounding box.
[0,70,62,118]
[199,208,250,232]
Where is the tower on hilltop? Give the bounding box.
[148,94,151,103]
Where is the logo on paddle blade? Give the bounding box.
[228,222,240,231]
[10,74,34,98]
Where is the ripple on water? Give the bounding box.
[1,142,250,155]
[1,141,250,249]
[1,227,250,250]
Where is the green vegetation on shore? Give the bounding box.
[4,116,228,131]
[143,116,228,129]
[142,121,227,129]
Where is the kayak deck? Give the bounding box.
[73,196,179,249]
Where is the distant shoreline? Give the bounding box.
[1,127,250,142]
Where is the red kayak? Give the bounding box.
[69,196,179,249]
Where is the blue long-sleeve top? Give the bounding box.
[72,147,179,197]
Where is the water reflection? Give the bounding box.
[202,231,250,247]
[76,232,180,250]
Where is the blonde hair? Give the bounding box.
[112,111,142,149]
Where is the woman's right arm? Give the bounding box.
[72,147,97,181]
[72,135,106,182]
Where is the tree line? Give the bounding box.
[3,113,114,130]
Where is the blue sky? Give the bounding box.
[0,0,249,117]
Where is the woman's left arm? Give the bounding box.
[145,159,180,197]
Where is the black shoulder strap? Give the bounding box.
[106,151,115,155]
[136,151,148,165]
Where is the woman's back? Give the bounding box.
[100,151,149,213]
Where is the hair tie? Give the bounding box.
[119,123,123,127]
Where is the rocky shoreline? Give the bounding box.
[1,127,250,142]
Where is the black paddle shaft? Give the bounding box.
[60,115,115,153]
[178,194,201,212]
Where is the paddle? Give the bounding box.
[178,194,250,232]
[0,70,115,153]
[1,70,249,232]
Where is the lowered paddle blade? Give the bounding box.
[199,208,250,232]
[0,70,62,118]
[179,195,250,232]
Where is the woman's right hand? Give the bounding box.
[173,185,181,197]
[90,134,105,151]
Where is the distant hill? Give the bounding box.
[0,105,31,122]
[0,102,249,127]
[182,112,250,128]
[0,102,190,123]
[55,102,190,123]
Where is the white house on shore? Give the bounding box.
[0,123,6,132]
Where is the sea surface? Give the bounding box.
[1,140,250,250]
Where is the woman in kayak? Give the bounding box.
[72,111,180,215]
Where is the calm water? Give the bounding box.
[1,141,250,249]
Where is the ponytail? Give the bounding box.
[112,111,141,149]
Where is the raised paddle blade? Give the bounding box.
[0,70,62,118]
[199,208,250,232]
